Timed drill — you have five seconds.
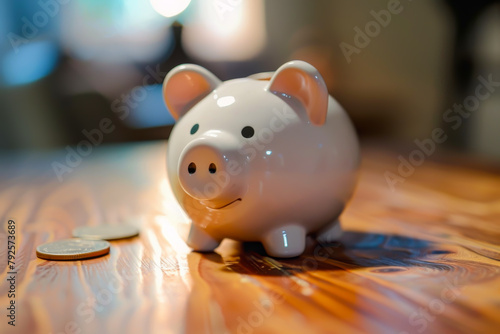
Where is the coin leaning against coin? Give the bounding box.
[36,239,110,261]
[72,224,139,241]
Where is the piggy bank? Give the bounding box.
[163,60,359,258]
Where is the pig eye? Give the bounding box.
[241,126,254,138]
[190,124,199,135]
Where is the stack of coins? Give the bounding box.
[36,224,139,261]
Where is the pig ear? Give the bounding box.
[163,64,221,120]
[268,61,328,126]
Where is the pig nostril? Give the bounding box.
[188,162,196,174]
[208,163,217,174]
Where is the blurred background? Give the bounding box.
[0,0,499,159]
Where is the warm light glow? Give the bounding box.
[182,0,266,61]
[150,0,191,18]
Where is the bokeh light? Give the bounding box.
[182,0,266,61]
[123,84,176,128]
[2,41,59,86]
[150,0,191,18]
[59,0,173,63]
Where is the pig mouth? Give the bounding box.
[210,198,242,210]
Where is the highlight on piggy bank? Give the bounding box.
[163,60,359,258]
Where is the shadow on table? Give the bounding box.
[201,231,452,276]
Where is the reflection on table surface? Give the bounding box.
[0,141,499,334]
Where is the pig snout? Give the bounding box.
[178,132,245,208]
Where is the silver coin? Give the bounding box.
[72,224,139,241]
[36,239,110,260]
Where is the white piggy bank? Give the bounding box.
[163,60,359,258]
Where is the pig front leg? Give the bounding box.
[316,219,343,243]
[261,225,306,258]
[187,224,221,252]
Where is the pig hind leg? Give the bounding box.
[316,220,343,243]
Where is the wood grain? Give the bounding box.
[1,142,500,334]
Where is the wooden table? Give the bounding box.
[1,141,499,334]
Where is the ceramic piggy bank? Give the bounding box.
[163,60,359,258]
